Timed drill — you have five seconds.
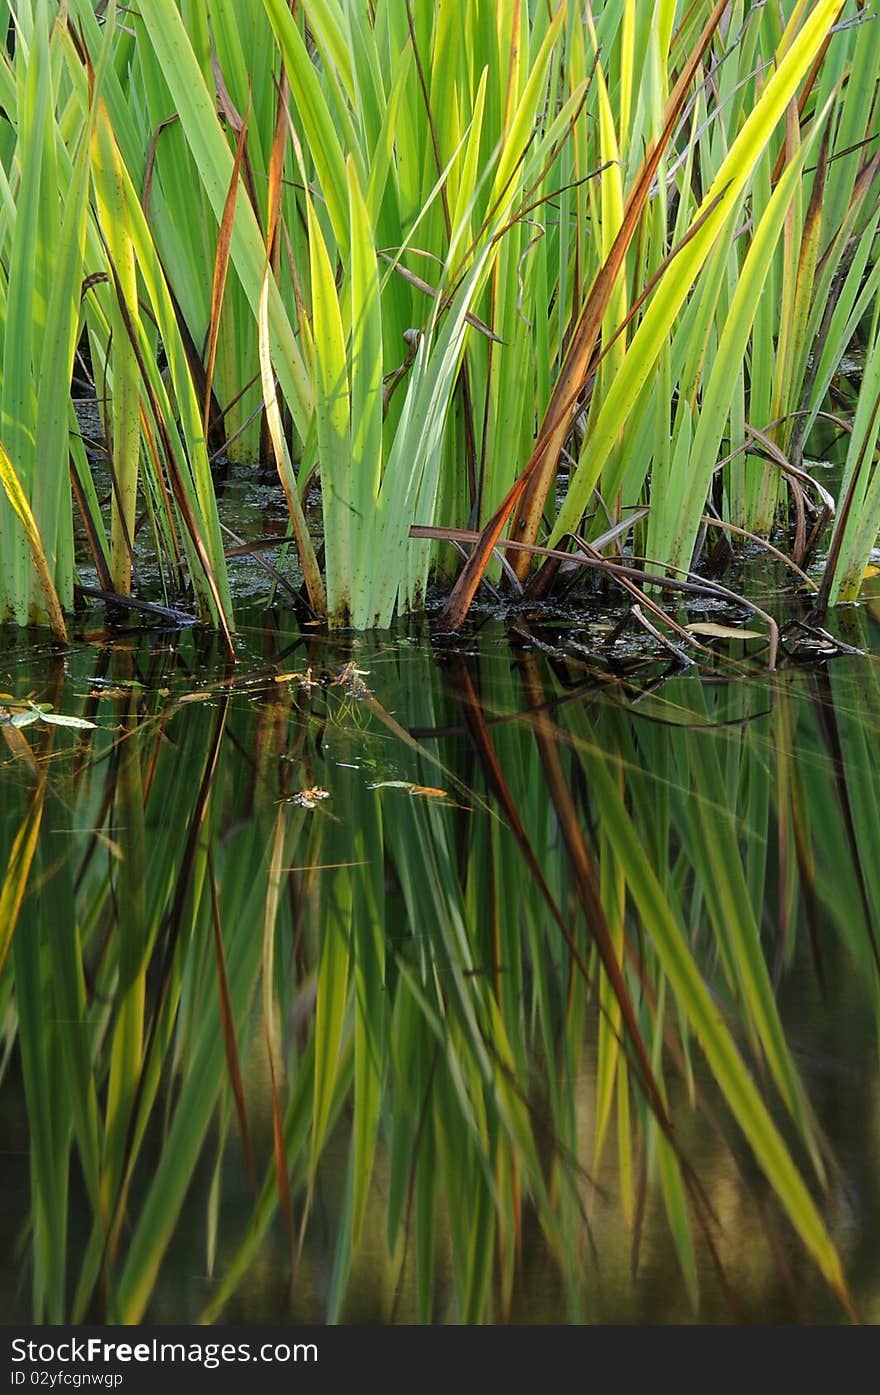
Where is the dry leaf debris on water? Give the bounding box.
[274,664,371,696]
[0,701,97,730]
[289,786,331,810]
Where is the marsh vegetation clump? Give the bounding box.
[0,1,877,643]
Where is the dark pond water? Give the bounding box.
[2,586,880,1324]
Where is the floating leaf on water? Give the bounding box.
[11,711,41,728]
[685,622,763,640]
[36,712,97,729]
[2,701,95,733]
[27,702,96,729]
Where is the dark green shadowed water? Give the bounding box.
[2,605,880,1325]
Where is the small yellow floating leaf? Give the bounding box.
[276,667,318,691]
[685,622,763,640]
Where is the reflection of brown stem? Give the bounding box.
[446,651,757,1301]
[95,654,155,1289]
[100,695,230,1291]
[515,657,677,1121]
[444,651,672,1137]
[513,654,756,1300]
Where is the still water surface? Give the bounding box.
[2,600,879,1323]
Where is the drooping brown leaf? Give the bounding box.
[440,0,732,627]
[204,98,251,439]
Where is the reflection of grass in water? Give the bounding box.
[2,620,880,1322]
